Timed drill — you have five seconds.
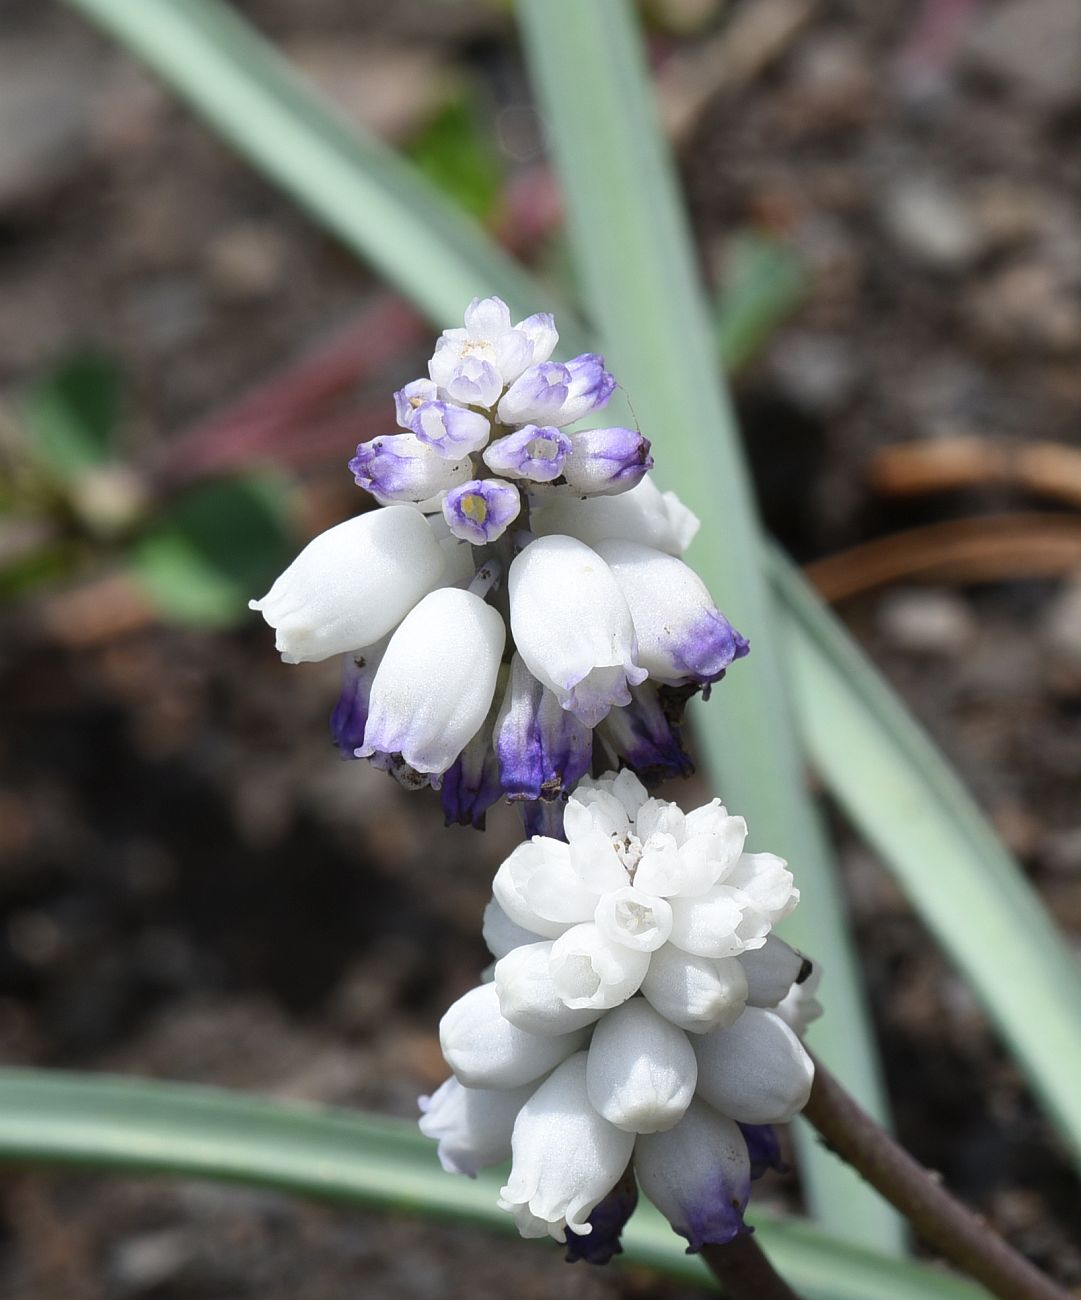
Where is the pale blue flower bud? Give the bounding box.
[442,478,522,545]
[482,425,571,482]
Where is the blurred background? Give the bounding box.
[2,0,1081,1295]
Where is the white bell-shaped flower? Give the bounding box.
[249,505,445,664]
[508,536,646,728]
[640,946,748,1033]
[419,1076,533,1176]
[358,587,505,775]
[634,1098,751,1251]
[667,851,798,959]
[498,1052,635,1241]
[549,923,651,1010]
[693,1007,814,1124]
[595,540,748,689]
[530,474,700,556]
[494,941,605,1037]
[439,983,588,1090]
[585,1000,697,1134]
[482,898,543,961]
[740,935,809,1008]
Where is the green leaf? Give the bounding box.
[130,474,293,627]
[514,0,900,1252]
[0,1069,987,1300]
[62,0,555,331]
[61,0,1081,1226]
[407,94,504,223]
[717,233,805,372]
[21,352,123,479]
[773,547,1081,1161]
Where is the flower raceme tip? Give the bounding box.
[250,296,747,828]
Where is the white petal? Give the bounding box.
[671,815,748,897]
[249,506,444,664]
[564,789,631,842]
[773,961,824,1038]
[359,588,505,773]
[566,827,629,897]
[482,898,544,960]
[509,536,646,728]
[549,923,650,1010]
[667,883,749,958]
[492,839,577,940]
[594,887,673,953]
[586,1000,696,1133]
[640,945,748,1033]
[418,1076,532,1175]
[725,852,799,923]
[498,1052,635,1240]
[739,936,808,1008]
[439,983,588,1089]
[529,476,699,556]
[634,1098,750,1250]
[634,799,685,844]
[464,295,512,339]
[494,941,605,1037]
[693,1007,814,1124]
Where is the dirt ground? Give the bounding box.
[2,0,1081,1296]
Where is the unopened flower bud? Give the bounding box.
[249,506,444,664]
[410,400,491,458]
[442,478,521,545]
[483,426,571,482]
[349,433,472,505]
[561,428,652,496]
[586,1000,697,1133]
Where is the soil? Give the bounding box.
[2,1,1081,1296]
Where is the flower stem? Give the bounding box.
[803,1058,1071,1300]
[701,1233,804,1300]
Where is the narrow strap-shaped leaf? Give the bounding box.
[773,549,1081,1153]
[0,1070,986,1300]
[514,0,900,1251]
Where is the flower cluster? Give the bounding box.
[421,772,816,1258]
[250,298,748,832]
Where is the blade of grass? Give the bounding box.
[62,0,1081,1200]
[773,549,1081,1155]
[62,0,553,331]
[515,0,899,1252]
[0,1069,986,1300]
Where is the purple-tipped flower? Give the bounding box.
[595,540,749,690]
[330,640,388,757]
[483,426,571,483]
[394,378,437,429]
[564,1170,638,1265]
[562,428,653,497]
[596,681,695,786]
[349,433,472,505]
[441,722,504,829]
[497,353,616,429]
[442,478,522,545]
[495,654,592,803]
[411,401,491,459]
[634,1099,751,1252]
[739,1123,788,1180]
[429,297,559,392]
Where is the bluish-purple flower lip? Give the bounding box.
[739,1123,788,1180]
[564,1170,638,1265]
